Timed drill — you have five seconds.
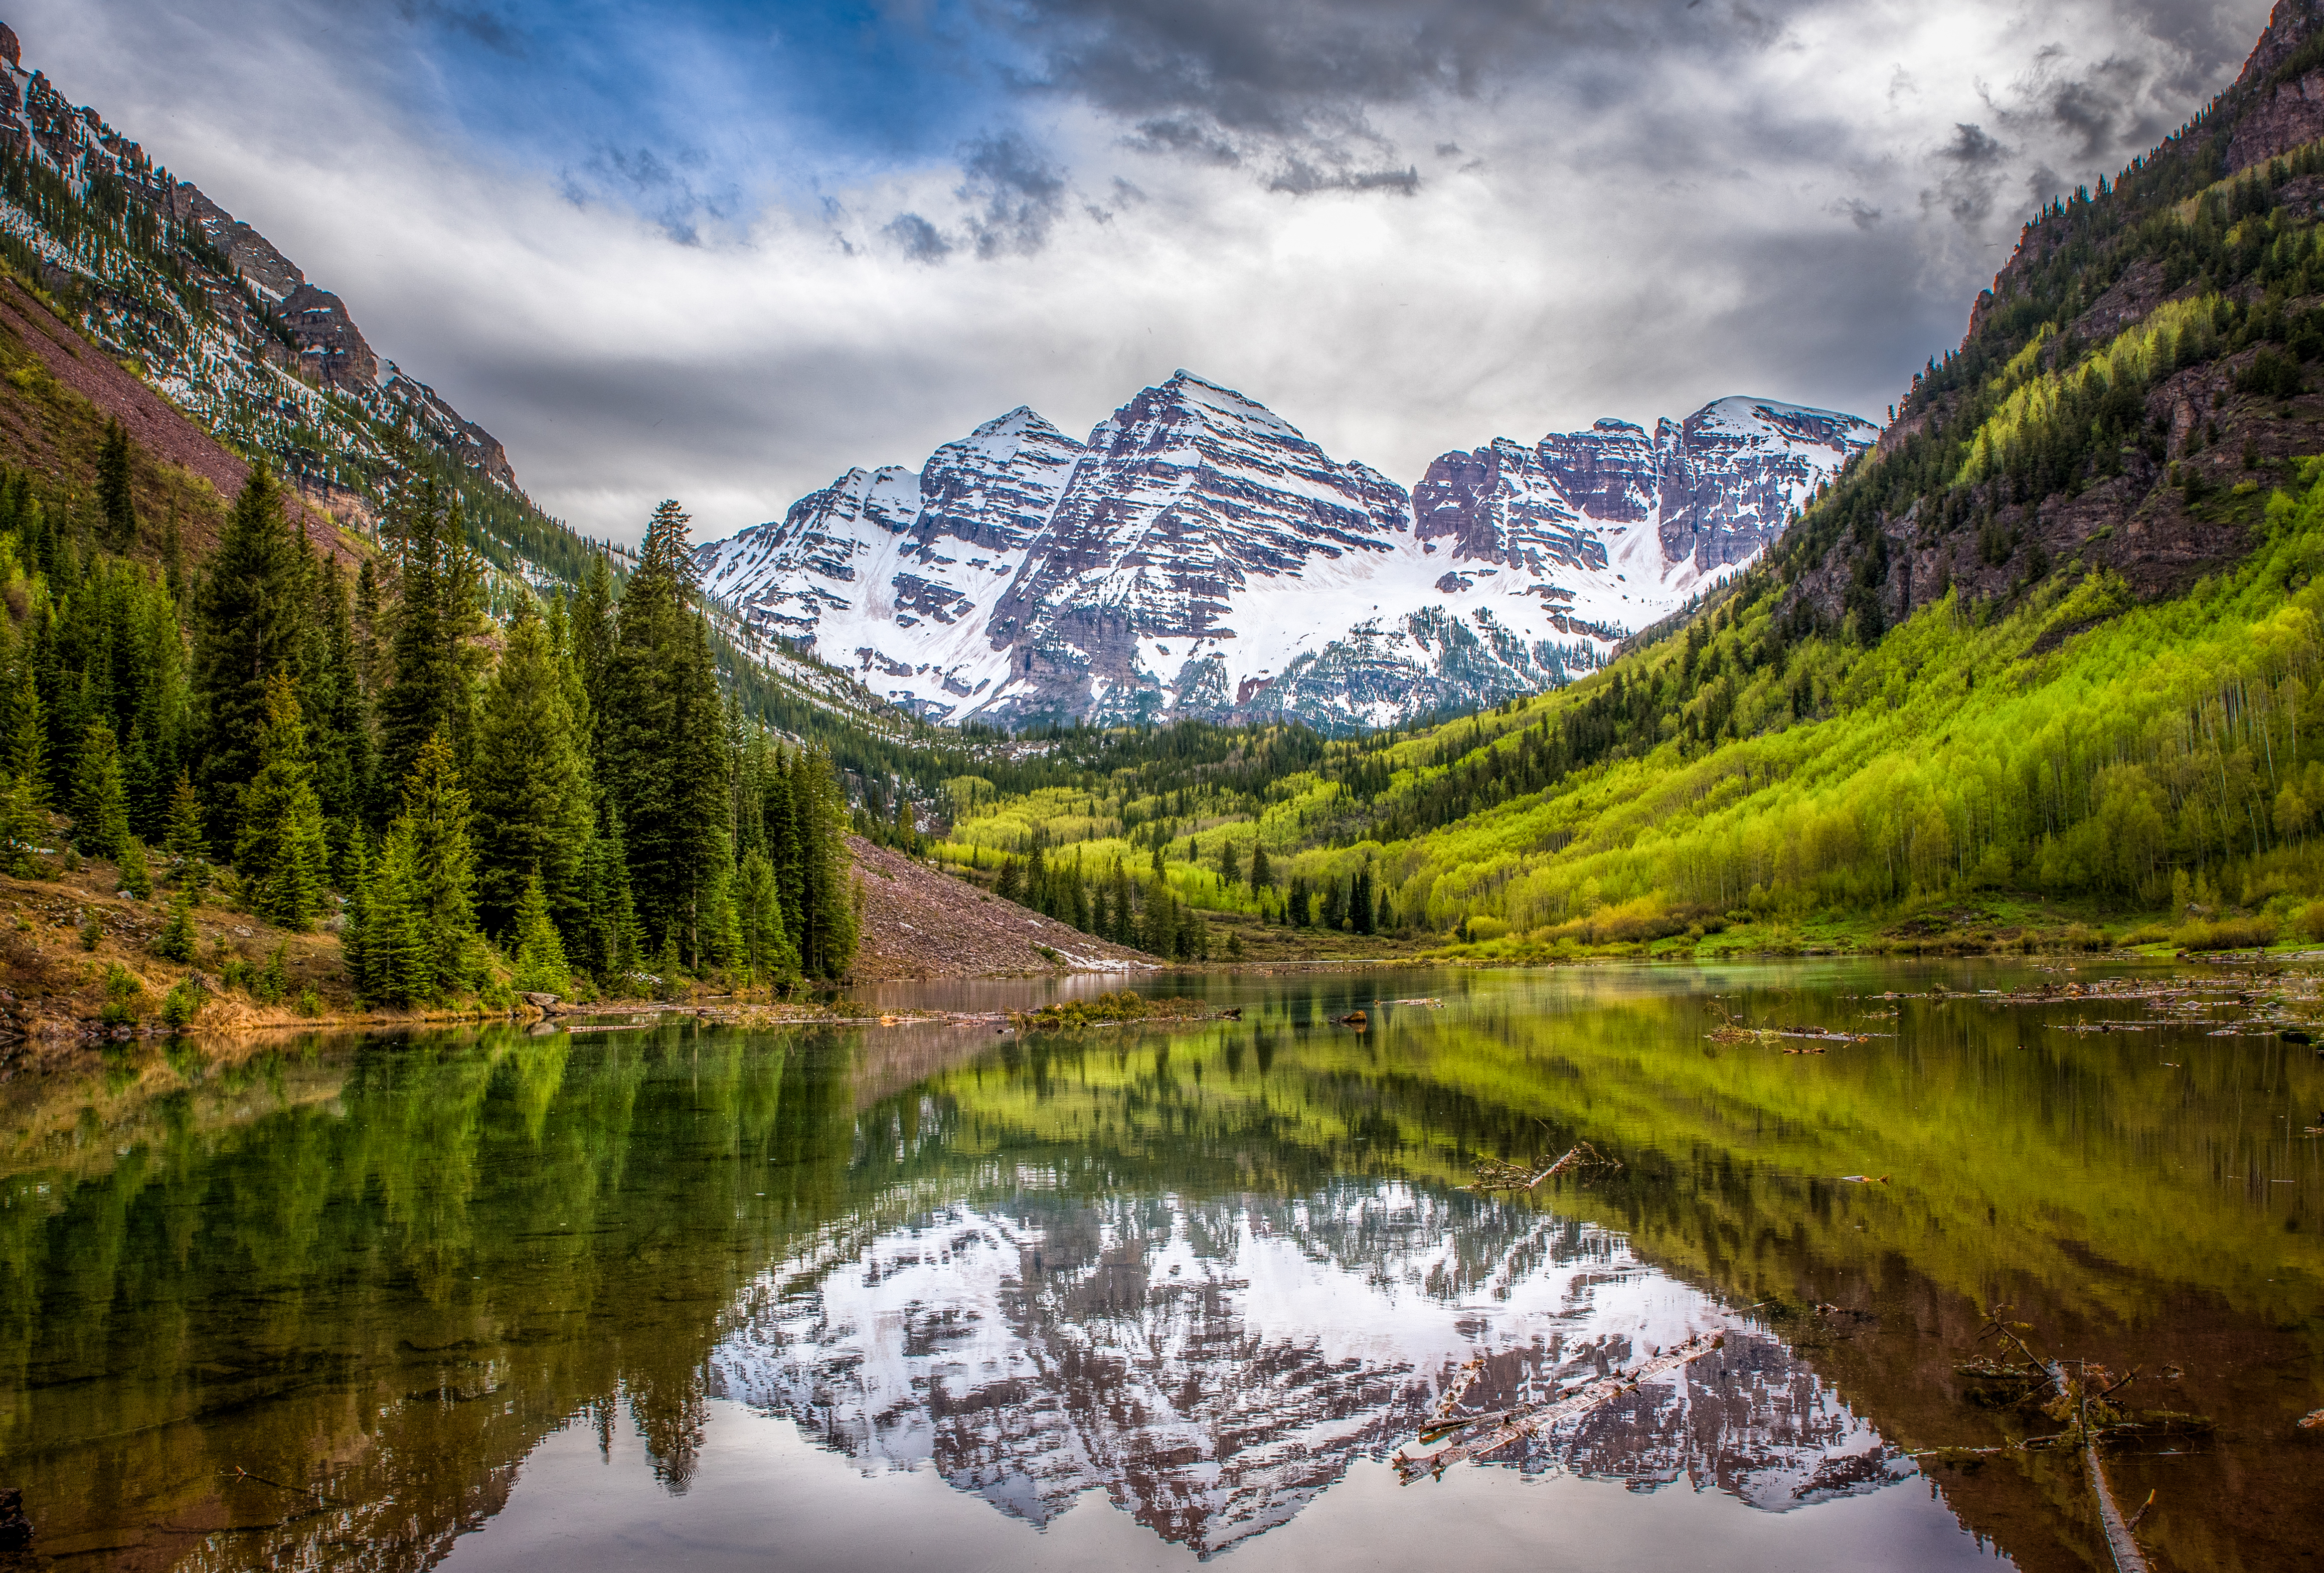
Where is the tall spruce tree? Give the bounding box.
[302,556,373,835]
[737,845,795,982]
[162,774,210,893]
[509,870,571,995]
[377,488,457,798]
[471,600,593,939]
[391,727,479,996]
[235,673,328,930]
[789,742,857,979]
[364,828,432,1005]
[598,503,728,961]
[190,465,303,844]
[69,719,130,859]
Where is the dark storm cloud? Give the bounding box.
[960,133,1068,256]
[1005,0,2269,226]
[1925,122,2012,226]
[883,211,953,261]
[1268,160,1420,196]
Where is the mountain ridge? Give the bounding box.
[699,374,1874,734]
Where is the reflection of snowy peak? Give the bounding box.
[709,1184,1907,1556]
[698,378,1873,734]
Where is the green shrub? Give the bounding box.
[100,964,148,1025]
[1465,916,1509,943]
[253,944,288,1006]
[159,979,205,1031]
[2171,915,2279,951]
[78,910,102,950]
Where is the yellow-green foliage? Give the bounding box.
[1371,476,2324,936]
[1958,295,2218,486]
[943,462,2324,946]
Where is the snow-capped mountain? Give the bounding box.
[697,373,1876,733]
[710,1183,1912,1556]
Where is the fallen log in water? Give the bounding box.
[1394,1332,1725,1481]
[1463,1140,1620,1193]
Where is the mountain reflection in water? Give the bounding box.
[716,1186,1902,1555]
[4,960,2317,1572]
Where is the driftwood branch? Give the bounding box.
[1464,1141,1619,1193]
[1395,1333,1724,1481]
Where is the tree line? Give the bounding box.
[0,451,858,1002]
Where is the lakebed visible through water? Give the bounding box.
[0,961,2318,1572]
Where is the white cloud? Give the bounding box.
[17,0,2271,543]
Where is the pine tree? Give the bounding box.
[573,551,616,770]
[190,465,303,844]
[162,774,211,893]
[472,600,594,939]
[377,489,459,797]
[1142,878,1179,958]
[1109,859,1133,944]
[509,870,571,996]
[154,883,197,961]
[363,827,432,1005]
[118,838,153,899]
[597,504,729,959]
[70,720,131,860]
[392,727,478,996]
[0,774,41,876]
[303,556,373,833]
[737,846,794,982]
[1249,845,1272,890]
[235,674,328,931]
[789,743,857,978]
[97,418,136,550]
[1352,865,1375,935]
[340,828,371,987]
[578,813,643,980]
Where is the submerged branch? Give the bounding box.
[1395,1333,1724,1481]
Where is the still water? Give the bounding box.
[2,961,2319,1572]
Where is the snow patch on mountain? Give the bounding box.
[697,377,1875,732]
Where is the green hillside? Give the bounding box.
[909,9,2324,959]
[925,471,2324,956]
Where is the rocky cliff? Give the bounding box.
[0,20,522,514]
[699,378,1873,733]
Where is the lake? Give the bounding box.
[1,960,2318,1571]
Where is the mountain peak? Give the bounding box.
[697,379,1869,731]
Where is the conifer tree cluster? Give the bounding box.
[0,455,857,1003]
[990,846,1211,961]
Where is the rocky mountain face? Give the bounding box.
[698,376,1874,732]
[1792,0,2324,632]
[710,1183,1910,1556]
[0,19,518,515]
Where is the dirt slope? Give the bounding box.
[0,278,352,560]
[846,836,1157,980]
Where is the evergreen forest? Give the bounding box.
[0,447,859,1008]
